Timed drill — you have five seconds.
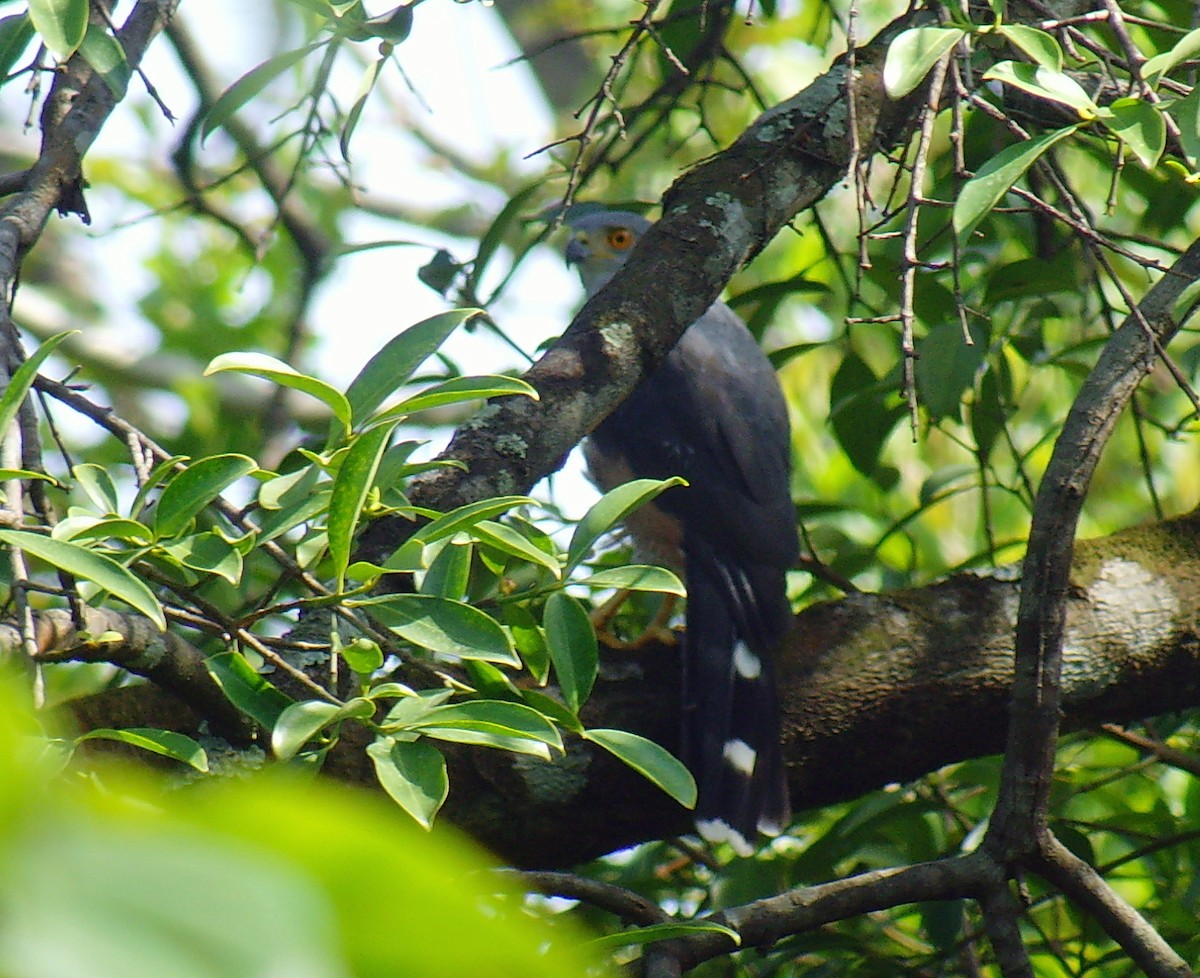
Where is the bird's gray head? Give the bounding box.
[564,210,653,296]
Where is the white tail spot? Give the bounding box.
[696,818,754,857]
[732,641,761,680]
[722,738,758,776]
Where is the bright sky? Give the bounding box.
[7,0,598,511]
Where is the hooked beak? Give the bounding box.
[564,236,589,266]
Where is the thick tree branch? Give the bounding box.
[356,9,932,561]
[53,508,1200,868]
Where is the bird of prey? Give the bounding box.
[565,210,797,855]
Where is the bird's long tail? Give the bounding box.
[680,543,791,855]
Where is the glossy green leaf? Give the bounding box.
[0,468,56,484]
[326,418,401,582]
[53,515,151,544]
[357,593,518,665]
[1168,88,1200,167]
[584,728,697,808]
[28,0,86,59]
[409,700,563,752]
[982,61,1097,118]
[882,27,963,98]
[344,309,483,424]
[420,541,471,599]
[201,42,323,142]
[471,519,561,578]
[205,352,352,433]
[412,495,538,547]
[504,605,550,684]
[566,478,684,573]
[205,651,293,729]
[1142,27,1200,86]
[72,463,120,514]
[0,529,165,629]
[340,637,383,675]
[158,531,244,584]
[154,454,258,539]
[0,13,34,79]
[78,21,129,97]
[378,374,538,420]
[1100,98,1167,169]
[580,564,686,595]
[272,698,373,761]
[0,331,74,439]
[367,737,448,830]
[954,125,1077,244]
[996,25,1063,70]
[544,591,597,713]
[588,920,740,952]
[78,728,209,772]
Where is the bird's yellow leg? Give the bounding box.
[591,591,679,649]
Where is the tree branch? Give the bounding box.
[355,9,932,561]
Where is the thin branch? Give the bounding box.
[1033,836,1193,978]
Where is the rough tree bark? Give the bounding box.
[22,507,1199,868]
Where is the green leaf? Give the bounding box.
[882,27,963,99]
[356,593,518,665]
[409,700,563,754]
[339,54,383,161]
[326,418,401,582]
[201,42,324,142]
[28,0,86,59]
[205,352,352,434]
[340,637,383,675]
[0,530,165,629]
[566,478,684,573]
[54,516,152,545]
[1142,27,1200,86]
[829,353,902,479]
[157,531,244,584]
[982,61,1097,118]
[378,374,538,420]
[1167,88,1200,167]
[467,183,542,298]
[504,605,550,684]
[588,920,740,952]
[72,463,120,514]
[367,737,448,830]
[543,591,597,713]
[0,331,74,439]
[1100,98,1167,169]
[154,454,258,539]
[78,728,209,772]
[412,495,538,547]
[420,541,471,599]
[471,519,561,578]
[914,320,990,421]
[0,13,35,79]
[205,651,294,729]
[272,698,373,761]
[996,25,1063,71]
[0,468,56,484]
[417,249,461,296]
[344,309,483,425]
[584,728,697,808]
[78,21,129,97]
[954,125,1078,244]
[580,564,686,595]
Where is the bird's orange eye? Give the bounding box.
[607,228,634,250]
